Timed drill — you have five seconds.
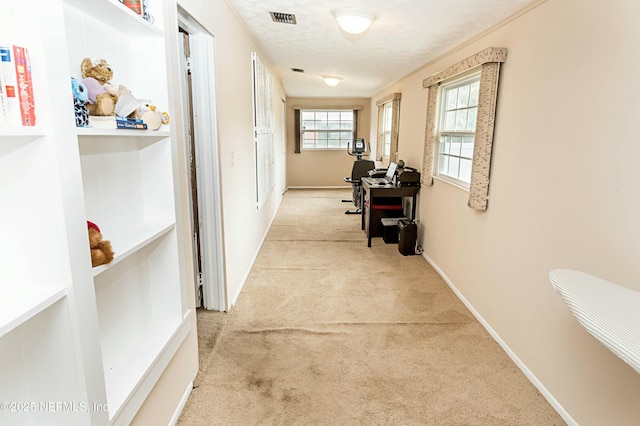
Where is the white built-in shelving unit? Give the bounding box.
[1,0,192,425]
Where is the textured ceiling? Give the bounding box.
[226,0,536,98]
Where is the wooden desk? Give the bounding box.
[361,178,420,247]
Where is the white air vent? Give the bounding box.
[270,12,297,25]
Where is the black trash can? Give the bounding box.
[398,219,417,256]
[381,217,407,244]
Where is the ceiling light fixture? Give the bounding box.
[332,8,376,35]
[322,75,342,87]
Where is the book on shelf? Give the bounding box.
[0,45,19,126]
[0,45,35,127]
[116,116,147,130]
[13,46,35,126]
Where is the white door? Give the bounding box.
[178,13,226,312]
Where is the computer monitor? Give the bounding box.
[385,162,397,181]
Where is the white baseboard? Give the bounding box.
[287,186,347,189]
[169,380,193,426]
[228,194,284,308]
[421,253,577,426]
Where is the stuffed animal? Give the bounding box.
[71,77,89,127]
[80,57,119,116]
[87,221,114,267]
[136,100,170,131]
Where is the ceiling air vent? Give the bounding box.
[291,68,305,73]
[270,11,297,25]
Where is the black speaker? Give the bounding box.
[398,219,417,256]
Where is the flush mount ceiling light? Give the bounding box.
[322,75,342,87]
[332,8,376,35]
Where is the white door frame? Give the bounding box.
[178,9,226,311]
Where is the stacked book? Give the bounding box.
[116,116,147,130]
[0,44,35,127]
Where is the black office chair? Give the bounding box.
[342,138,374,214]
[343,159,375,214]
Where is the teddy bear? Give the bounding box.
[71,77,89,127]
[80,57,119,116]
[87,221,114,267]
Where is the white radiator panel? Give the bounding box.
[550,269,640,374]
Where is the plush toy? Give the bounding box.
[136,100,170,131]
[87,221,114,267]
[114,92,140,118]
[71,77,89,127]
[80,57,119,116]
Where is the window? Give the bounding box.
[382,102,393,157]
[375,92,401,162]
[301,110,354,149]
[435,74,480,187]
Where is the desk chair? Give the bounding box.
[343,159,375,214]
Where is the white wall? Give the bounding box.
[370,0,640,424]
[176,0,286,308]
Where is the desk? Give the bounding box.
[361,178,420,247]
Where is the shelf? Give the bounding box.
[0,286,67,338]
[105,314,191,424]
[550,269,640,374]
[92,222,175,277]
[63,0,161,36]
[0,126,45,139]
[77,127,170,140]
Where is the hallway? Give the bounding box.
[178,189,563,425]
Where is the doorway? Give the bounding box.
[178,9,226,312]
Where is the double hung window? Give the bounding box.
[435,73,480,187]
[301,110,354,149]
[375,92,401,162]
[382,102,393,158]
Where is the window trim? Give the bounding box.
[422,47,507,211]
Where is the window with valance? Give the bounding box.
[422,47,507,211]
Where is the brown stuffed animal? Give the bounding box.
[80,57,119,116]
[87,221,115,267]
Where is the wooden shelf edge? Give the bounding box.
[0,287,67,338]
[107,313,192,423]
[92,222,175,277]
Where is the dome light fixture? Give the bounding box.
[322,75,342,87]
[332,8,376,35]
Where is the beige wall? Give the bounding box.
[370,0,640,424]
[286,97,371,187]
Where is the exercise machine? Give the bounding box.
[343,138,375,214]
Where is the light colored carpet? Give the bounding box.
[178,188,564,425]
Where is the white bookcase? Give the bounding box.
[0,1,192,425]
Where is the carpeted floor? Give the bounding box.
[178,188,565,425]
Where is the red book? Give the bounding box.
[13,45,35,126]
[123,0,142,15]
